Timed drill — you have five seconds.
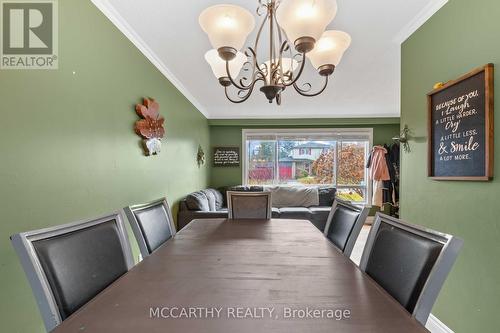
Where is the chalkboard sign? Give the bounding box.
[213,147,240,167]
[428,64,494,180]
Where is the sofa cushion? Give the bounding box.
[207,189,224,210]
[278,207,312,220]
[265,186,319,208]
[185,191,209,211]
[318,187,336,207]
[201,189,216,211]
[309,206,333,232]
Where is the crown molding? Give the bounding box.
[394,0,448,44]
[208,117,400,127]
[90,0,209,118]
[207,112,400,120]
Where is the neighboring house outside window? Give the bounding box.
[298,148,312,155]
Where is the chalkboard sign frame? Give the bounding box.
[427,64,494,181]
[213,146,240,167]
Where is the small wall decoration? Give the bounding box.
[427,64,494,180]
[197,145,205,167]
[213,147,240,167]
[134,97,165,156]
[392,125,411,153]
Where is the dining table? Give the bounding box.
[51,218,429,332]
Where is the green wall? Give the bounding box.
[209,118,400,188]
[0,0,209,332]
[401,0,500,331]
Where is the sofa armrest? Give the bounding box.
[178,199,189,211]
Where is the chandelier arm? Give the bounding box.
[224,78,263,103]
[224,2,269,91]
[256,0,267,16]
[292,76,329,97]
[268,5,285,86]
[225,58,253,90]
[225,47,266,90]
[275,41,291,85]
[269,4,273,67]
[241,67,266,87]
[272,5,285,68]
[282,52,307,87]
[247,47,268,82]
[274,8,284,46]
[253,5,269,55]
[274,57,285,85]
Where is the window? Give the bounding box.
[243,129,373,203]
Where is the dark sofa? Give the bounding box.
[177,186,336,231]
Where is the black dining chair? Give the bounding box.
[323,199,369,257]
[359,213,463,325]
[124,197,176,259]
[227,191,272,219]
[10,212,134,332]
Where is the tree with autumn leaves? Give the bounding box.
[312,144,365,185]
[311,150,335,184]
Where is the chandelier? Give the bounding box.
[199,0,351,105]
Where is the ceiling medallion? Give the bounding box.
[199,0,351,105]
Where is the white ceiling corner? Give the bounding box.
[90,0,210,118]
[393,0,448,43]
[92,0,447,120]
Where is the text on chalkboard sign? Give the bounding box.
[427,64,494,180]
[213,147,240,167]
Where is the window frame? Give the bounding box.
[242,128,374,204]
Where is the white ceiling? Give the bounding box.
[92,0,447,119]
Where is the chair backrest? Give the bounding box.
[323,199,369,256]
[124,197,176,258]
[10,212,134,332]
[227,191,272,219]
[359,213,463,325]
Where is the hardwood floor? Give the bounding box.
[349,224,371,265]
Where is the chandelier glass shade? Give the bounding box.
[204,49,247,82]
[276,0,338,46]
[199,0,351,105]
[199,5,256,51]
[307,30,352,69]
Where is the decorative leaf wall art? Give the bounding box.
[134,98,165,156]
[197,145,205,167]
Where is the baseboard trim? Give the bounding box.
[426,314,454,333]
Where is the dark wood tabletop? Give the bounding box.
[52,218,429,333]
